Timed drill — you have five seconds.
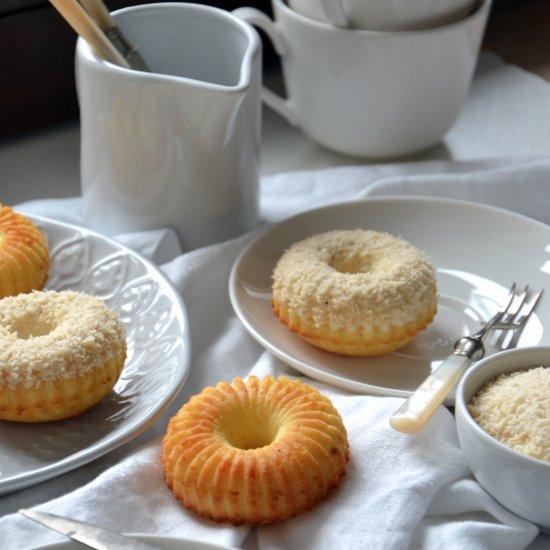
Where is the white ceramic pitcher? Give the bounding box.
[77,3,262,250]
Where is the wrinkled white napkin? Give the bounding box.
[251,355,538,550]
[2,156,550,550]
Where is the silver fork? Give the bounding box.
[493,286,541,350]
[389,283,543,434]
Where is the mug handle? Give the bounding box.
[319,0,348,26]
[232,7,299,126]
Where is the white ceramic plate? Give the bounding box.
[0,215,190,496]
[33,534,238,550]
[229,197,549,402]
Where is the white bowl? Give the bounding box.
[455,346,550,531]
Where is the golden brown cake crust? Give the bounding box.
[0,290,126,422]
[162,375,350,524]
[0,204,49,298]
[271,229,438,356]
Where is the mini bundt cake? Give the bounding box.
[271,229,437,356]
[162,375,350,524]
[0,204,49,298]
[0,290,126,422]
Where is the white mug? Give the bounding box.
[235,0,491,159]
[289,0,477,30]
[77,3,262,250]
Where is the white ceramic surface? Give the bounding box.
[32,534,238,550]
[289,0,476,31]
[234,0,490,159]
[0,215,190,496]
[455,347,550,531]
[77,3,261,251]
[229,197,549,402]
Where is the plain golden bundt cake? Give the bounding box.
[0,290,127,422]
[0,204,49,298]
[162,375,350,524]
[271,229,437,356]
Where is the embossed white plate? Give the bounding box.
[229,197,549,403]
[0,215,190,496]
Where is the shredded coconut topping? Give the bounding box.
[0,290,126,389]
[272,230,437,330]
[468,366,550,463]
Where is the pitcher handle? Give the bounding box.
[319,0,348,26]
[232,7,299,126]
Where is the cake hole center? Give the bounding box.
[13,319,55,339]
[329,251,372,274]
[329,250,393,275]
[220,407,279,450]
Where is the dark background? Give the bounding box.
[0,0,273,140]
[0,0,544,141]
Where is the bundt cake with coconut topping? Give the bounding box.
[271,229,437,356]
[0,204,49,298]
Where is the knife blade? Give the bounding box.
[19,509,161,550]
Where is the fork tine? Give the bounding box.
[493,285,525,348]
[495,288,543,350]
[494,285,530,328]
[514,288,543,326]
[499,283,517,315]
[501,285,528,321]
[484,283,517,329]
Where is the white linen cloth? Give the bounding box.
[1,156,550,550]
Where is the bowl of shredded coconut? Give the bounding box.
[455,346,550,531]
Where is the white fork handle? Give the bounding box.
[389,354,471,434]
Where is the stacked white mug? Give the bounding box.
[289,0,477,30]
[234,0,491,159]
